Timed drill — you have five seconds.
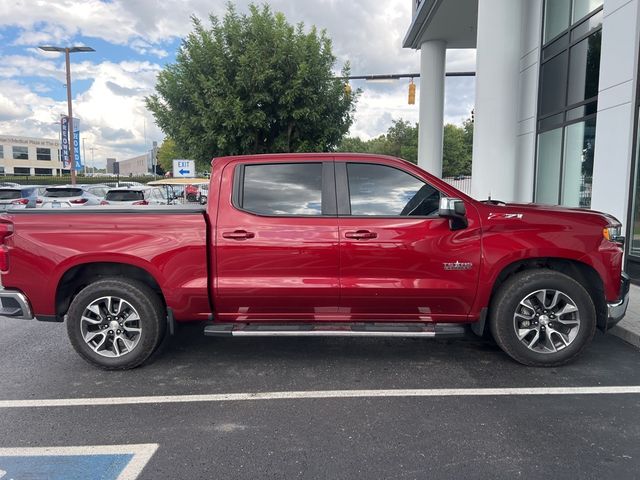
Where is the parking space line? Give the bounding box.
[1,386,640,408]
[0,444,158,480]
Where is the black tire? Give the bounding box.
[66,278,166,370]
[489,269,596,367]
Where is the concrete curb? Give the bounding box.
[608,284,640,349]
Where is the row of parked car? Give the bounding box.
[0,181,209,210]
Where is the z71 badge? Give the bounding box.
[443,261,473,271]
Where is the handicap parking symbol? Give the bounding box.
[0,444,157,480]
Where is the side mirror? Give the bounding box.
[439,197,468,230]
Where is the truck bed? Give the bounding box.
[1,207,211,322]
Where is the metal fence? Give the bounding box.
[0,174,157,187]
[442,176,472,195]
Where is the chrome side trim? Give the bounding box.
[231,331,438,338]
[0,288,34,320]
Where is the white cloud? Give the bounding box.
[0,0,477,162]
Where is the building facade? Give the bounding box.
[405,0,640,278]
[0,134,65,176]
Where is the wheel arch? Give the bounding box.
[479,257,606,335]
[55,262,166,322]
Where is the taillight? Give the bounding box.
[10,198,29,205]
[70,198,88,204]
[0,222,13,242]
[100,200,110,205]
[36,199,42,204]
[0,221,14,273]
[132,200,149,205]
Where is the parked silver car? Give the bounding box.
[39,186,102,208]
[101,186,171,206]
[0,186,42,210]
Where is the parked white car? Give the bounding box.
[39,186,102,208]
[101,186,171,206]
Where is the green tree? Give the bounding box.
[156,137,182,173]
[146,3,358,170]
[337,117,473,177]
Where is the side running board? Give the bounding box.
[203,322,466,338]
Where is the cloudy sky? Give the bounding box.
[0,0,475,167]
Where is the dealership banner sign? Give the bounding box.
[60,116,83,171]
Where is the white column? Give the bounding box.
[471,0,523,201]
[590,0,639,227]
[418,40,446,177]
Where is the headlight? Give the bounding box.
[603,224,622,243]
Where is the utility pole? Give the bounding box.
[38,45,95,185]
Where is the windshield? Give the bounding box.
[105,190,145,201]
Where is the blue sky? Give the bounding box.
[0,0,475,167]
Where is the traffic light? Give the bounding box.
[344,82,352,97]
[408,79,416,105]
[471,108,475,123]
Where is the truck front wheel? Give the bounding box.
[66,278,166,370]
[489,269,596,367]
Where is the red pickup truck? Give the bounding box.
[0,153,629,369]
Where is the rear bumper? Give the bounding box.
[0,287,34,320]
[607,272,630,328]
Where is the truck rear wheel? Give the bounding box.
[66,278,166,370]
[489,269,596,367]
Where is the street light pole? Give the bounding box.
[64,48,76,185]
[38,45,95,185]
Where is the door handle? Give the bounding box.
[345,230,377,240]
[222,230,255,240]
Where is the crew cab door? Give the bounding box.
[215,160,339,321]
[336,161,481,322]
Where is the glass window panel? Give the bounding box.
[561,118,596,208]
[0,146,3,158]
[571,9,602,41]
[630,107,640,256]
[567,31,601,106]
[542,34,569,62]
[34,168,52,175]
[36,147,51,161]
[540,51,568,115]
[535,128,563,204]
[566,101,597,121]
[242,163,323,216]
[12,146,28,160]
[13,167,30,175]
[572,0,603,23]
[539,113,565,131]
[544,0,571,43]
[347,163,440,216]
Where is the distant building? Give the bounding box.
[117,154,148,176]
[106,158,117,174]
[0,134,66,175]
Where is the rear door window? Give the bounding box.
[105,190,145,202]
[237,163,324,216]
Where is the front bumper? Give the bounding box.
[607,272,630,328]
[0,287,34,320]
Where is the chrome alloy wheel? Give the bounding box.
[513,289,580,354]
[80,296,142,358]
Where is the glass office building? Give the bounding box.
[404,0,640,280]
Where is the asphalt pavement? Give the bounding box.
[1,318,640,479]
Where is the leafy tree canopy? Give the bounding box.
[146,3,358,171]
[337,117,473,177]
[156,137,182,173]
